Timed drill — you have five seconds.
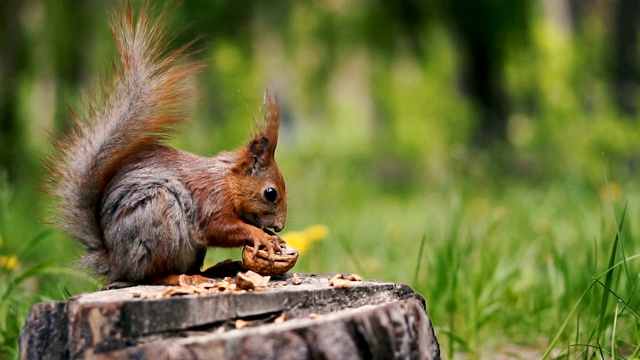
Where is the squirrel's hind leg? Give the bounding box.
[100,183,205,285]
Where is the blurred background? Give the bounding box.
[1,0,640,358]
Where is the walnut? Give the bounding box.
[242,242,299,277]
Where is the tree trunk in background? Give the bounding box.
[543,0,574,34]
[613,0,640,116]
[463,37,508,148]
[0,0,27,182]
[46,0,94,129]
[442,0,531,148]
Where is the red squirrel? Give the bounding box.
[46,3,287,287]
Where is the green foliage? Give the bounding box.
[0,173,100,358]
[2,1,640,359]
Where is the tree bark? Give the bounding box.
[613,0,640,115]
[0,0,27,182]
[19,273,440,360]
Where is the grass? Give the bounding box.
[280,156,639,358]
[3,161,638,359]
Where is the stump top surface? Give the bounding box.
[20,273,440,360]
[71,273,413,305]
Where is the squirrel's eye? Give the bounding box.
[264,187,278,202]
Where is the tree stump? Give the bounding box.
[19,273,440,359]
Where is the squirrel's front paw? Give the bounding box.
[250,231,285,262]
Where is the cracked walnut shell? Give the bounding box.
[242,243,299,276]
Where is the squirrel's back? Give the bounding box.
[45,2,202,274]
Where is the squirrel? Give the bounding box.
[45,2,287,288]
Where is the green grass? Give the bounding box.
[2,3,640,358]
[2,162,638,359]
[276,155,639,358]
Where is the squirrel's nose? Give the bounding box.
[274,224,284,233]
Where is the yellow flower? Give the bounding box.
[6,256,17,270]
[282,225,328,254]
[282,232,310,253]
[599,182,621,203]
[303,225,328,241]
[0,255,18,271]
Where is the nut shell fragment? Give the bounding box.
[235,319,250,329]
[292,273,302,285]
[274,313,287,323]
[236,271,270,291]
[330,278,351,288]
[328,273,361,288]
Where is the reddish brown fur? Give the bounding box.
[46,2,288,285]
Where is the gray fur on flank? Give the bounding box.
[99,161,207,282]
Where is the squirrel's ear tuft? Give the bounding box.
[259,89,279,153]
[245,89,279,174]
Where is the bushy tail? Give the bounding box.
[45,2,201,275]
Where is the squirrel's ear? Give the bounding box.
[250,136,269,159]
[246,136,270,174]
